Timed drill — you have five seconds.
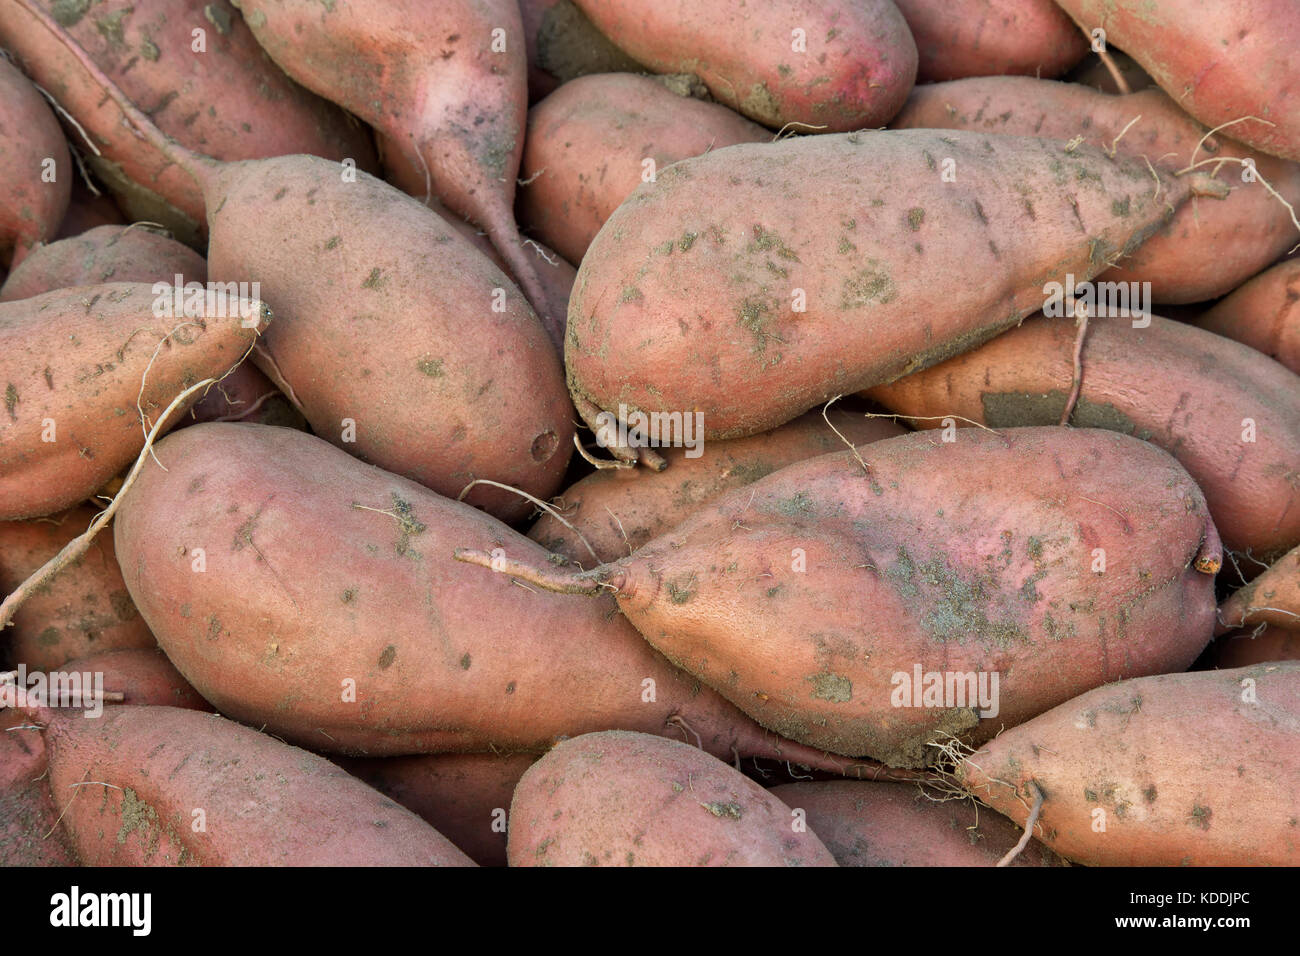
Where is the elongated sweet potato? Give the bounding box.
[0,710,76,865]
[0,282,270,520]
[24,17,575,522]
[0,53,70,268]
[231,0,560,341]
[769,781,1065,866]
[1195,259,1300,375]
[341,752,535,867]
[1211,626,1300,667]
[462,428,1220,767]
[114,422,848,773]
[0,0,377,244]
[0,506,153,669]
[891,0,1087,82]
[954,663,1300,865]
[1218,545,1300,634]
[866,314,1300,558]
[567,130,1223,455]
[25,703,475,865]
[889,78,1300,303]
[508,731,837,866]
[519,73,769,265]
[571,0,917,131]
[0,224,207,302]
[62,647,211,710]
[529,409,904,563]
[1053,0,1300,162]
[519,0,645,100]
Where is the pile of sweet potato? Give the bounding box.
[1,0,1297,869]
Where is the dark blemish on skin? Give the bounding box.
[4,383,17,421]
[362,268,386,289]
[341,589,356,603]
[378,645,396,669]
[417,358,444,378]
[460,653,472,670]
[506,681,515,694]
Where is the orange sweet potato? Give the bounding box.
[954,663,1300,865]
[1218,545,1300,634]
[0,53,70,268]
[508,731,838,866]
[866,314,1300,558]
[1195,259,1300,375]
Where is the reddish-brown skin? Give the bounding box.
[577,428,1218,766]
[31,703,476,865]
[114,422,852,773]
[567,130,1207,443]
[892,0,1087,82]
[1054,0,1300,162]
[54,179,125,240]
[572,0,917,131]
[340,752,535,867]
[182,361,304,430]
[1218,545,1300,634]
[890,78,1300,303]
[0,282,271,520]
[1211,626,1300,667]
[769,781,1066,866]
[63,647,212,710]
[1065,50,1154,95]
[866,314,1300,558]
[956,664,1300,866]
[0,224,207,302]
[0,55,70,268]
[1196,259,1300,375]
[232,0,561,343]
[0,506,154,670]
[0,710,76,865]
[508,731,838,866]
[529,409,905,564]
[518,0,644,102]
[519,72,770,265]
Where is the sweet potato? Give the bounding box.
[340,752,535,867]
[866,314,1300,558]
[519,0,645,101]
[1054,0,1300,162]
[891,0,1087,82]
[0,710,76,865]
[0,506,153,669]
[231,0,560,340]
[54,178,124,240]
[769,781,1065,866]
[25,19,576,523]
[25,702,476,865]
[570,0,917,131]
[0,224,207,302]
[1195,259,1300,375]
[519,72,770,265]
[1218,545,1300,634]
[889,77,1300,303]
[462,427,1220,767]
[113,421,848,772]
[508,731,837,866]
[182,361,304,430]
[529,409,904,564]
[566,130,1223,454]
[953,663,1300,865]
[0,282,270,521]
[1211,626,1300,667]
[63,647,212,710]
[0,0,377,245]
[0,53,70,268]
[1064,50,1153,95]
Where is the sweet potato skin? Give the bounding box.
[529,409,904,563]
[892,0,1087,82]
[508,731,837,866]
[571,0,917,131]
[0,710,77,865]
[889,78,1300,303]
[113,422,840,769]
[598,428,1218,766]
[567,130,1199,442]
[0,55,70,268]
[956,664,1300,866]
[62,647,212,710]
[0,0,377,242]
[1195,259,1300,375]
[769,781,1066,866]
[866,314,1300,558]
[0,282,270,520]
[0,506,154,669]
[519,73,769,264]
[0,225,207,302]
[37,704,475,865]
[1218,545,1300,634]
[519,0,644,100]
[1211,626,1300,667]
[340,752,535,867]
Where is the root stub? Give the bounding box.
[453,548,612,594]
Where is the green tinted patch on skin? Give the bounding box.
[840,262,897,308]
